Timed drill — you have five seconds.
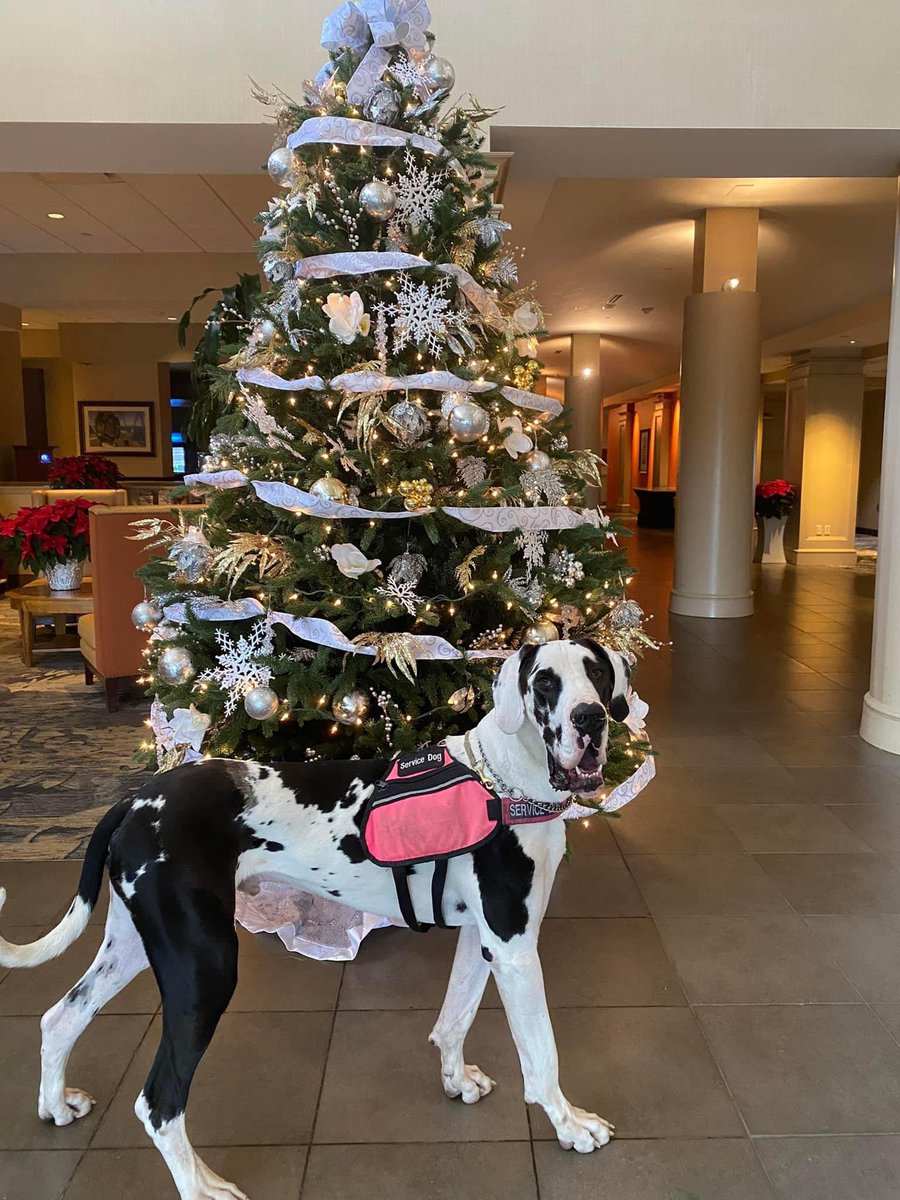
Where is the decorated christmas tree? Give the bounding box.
[135,0,655,794]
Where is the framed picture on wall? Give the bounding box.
[638,427,651,474]
[78,402,156,456]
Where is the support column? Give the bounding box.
[862,180,900,754]
[670,210,762,618]
[783,350,865,566]
[564,333,603,504]
[0,305,25,479]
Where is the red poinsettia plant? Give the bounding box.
[0,498,95,572]
[48,454,120,490]
[755,479,797,521]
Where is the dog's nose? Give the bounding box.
[571,704,606,741]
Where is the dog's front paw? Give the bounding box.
[191,1161,249,1200]
[553,1104,614,1153]
[442,1063,496,1104]
[38,1086,96,1126]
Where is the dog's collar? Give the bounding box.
[459,732,573,825]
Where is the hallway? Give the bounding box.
[3,529,900,1199]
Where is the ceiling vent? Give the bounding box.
[602,294,623,310]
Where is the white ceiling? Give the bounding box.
[0,172,273,256]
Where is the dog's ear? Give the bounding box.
[605,648,632,723]
[491,645,537,734]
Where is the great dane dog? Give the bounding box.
[0,639,632,1200]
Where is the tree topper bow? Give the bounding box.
[321,0,431,104]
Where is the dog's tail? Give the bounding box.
[0,798,131,969]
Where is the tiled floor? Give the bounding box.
[2,527,900,1199]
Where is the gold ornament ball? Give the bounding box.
[310,475,350,503]
[522,450,552,471]
[448,685,475,714]
[332,689,371,725]
[157,647,197,686]
[524,620,560,646]
[398,479,434,511]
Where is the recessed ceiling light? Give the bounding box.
[166,316,178,321]
[47,212,65,220]
[849,338,857,345]
[21,322,29,328]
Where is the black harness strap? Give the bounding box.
[392,867,431,933]
[431,858,449,928]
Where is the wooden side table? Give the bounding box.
[6,579,93,667]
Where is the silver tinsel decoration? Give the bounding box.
[609,599,645,630]
[385,399,428,444]
[388,551,428,587]
[548,548,585,588]
[364,82,400,125]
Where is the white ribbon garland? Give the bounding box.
[237,367,325,392]
[252,478,435,519]
[320,0,431,104]
[330,369,494,394]
[294,250,426,280]
[500,385,563,419]
[288,117,461,176]
[183,472,614,536]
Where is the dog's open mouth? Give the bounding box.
[548,744,605,795]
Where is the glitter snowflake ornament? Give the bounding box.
[392,149,446,234]
[516,529,548,572]
[549,548,585,587]
[456,457,487,488]
[390,273,469,356]
[197,620,278,717]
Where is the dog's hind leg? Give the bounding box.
[134,888,244,1200]
[429,924,495,1103]
[38,887,149,1126]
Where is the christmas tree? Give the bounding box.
[135,0,654,793]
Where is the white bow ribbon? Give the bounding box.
[321,0,431,104]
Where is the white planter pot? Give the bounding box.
[44,560,85,591]
[756,515,788,565]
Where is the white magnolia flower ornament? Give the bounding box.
[512,302,540,334]
[330,543,381,578]
[323,291,371,344]
[624,690,649,735]
[169,705,212,753]
[498,415,534,460]
[516,335,539,359]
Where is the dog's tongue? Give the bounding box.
[578,745,601,774]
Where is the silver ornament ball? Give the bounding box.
[522,450,552,472]
[244,686,280,722]
[332,689,372,726]
[363,82,401,126]
[131,600,162,632]
[388,551,428,587]
[267,146,300,189]
[309,475,350,503]
[448,685,475,714]
[523,620,560,646]
[448,400,490,443]
[386,399,428,444]
[441,390,469,420]
[422,55,456,93]
[359,179,397,221]
[157,647,197,686]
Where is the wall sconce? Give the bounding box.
[722,277,741,291]
[582,367,593,378]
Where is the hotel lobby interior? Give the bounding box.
[3,2,900,1198]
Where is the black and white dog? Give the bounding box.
[0,640,631,1200]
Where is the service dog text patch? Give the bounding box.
[395,747,447,778]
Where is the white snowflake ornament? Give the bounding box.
[393,148,446,233]
[197,621,278,717]
[391,273,469,356]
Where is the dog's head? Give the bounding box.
[491,639,631,796]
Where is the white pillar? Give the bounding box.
[862,180,900,755]
[564,333,603,505]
